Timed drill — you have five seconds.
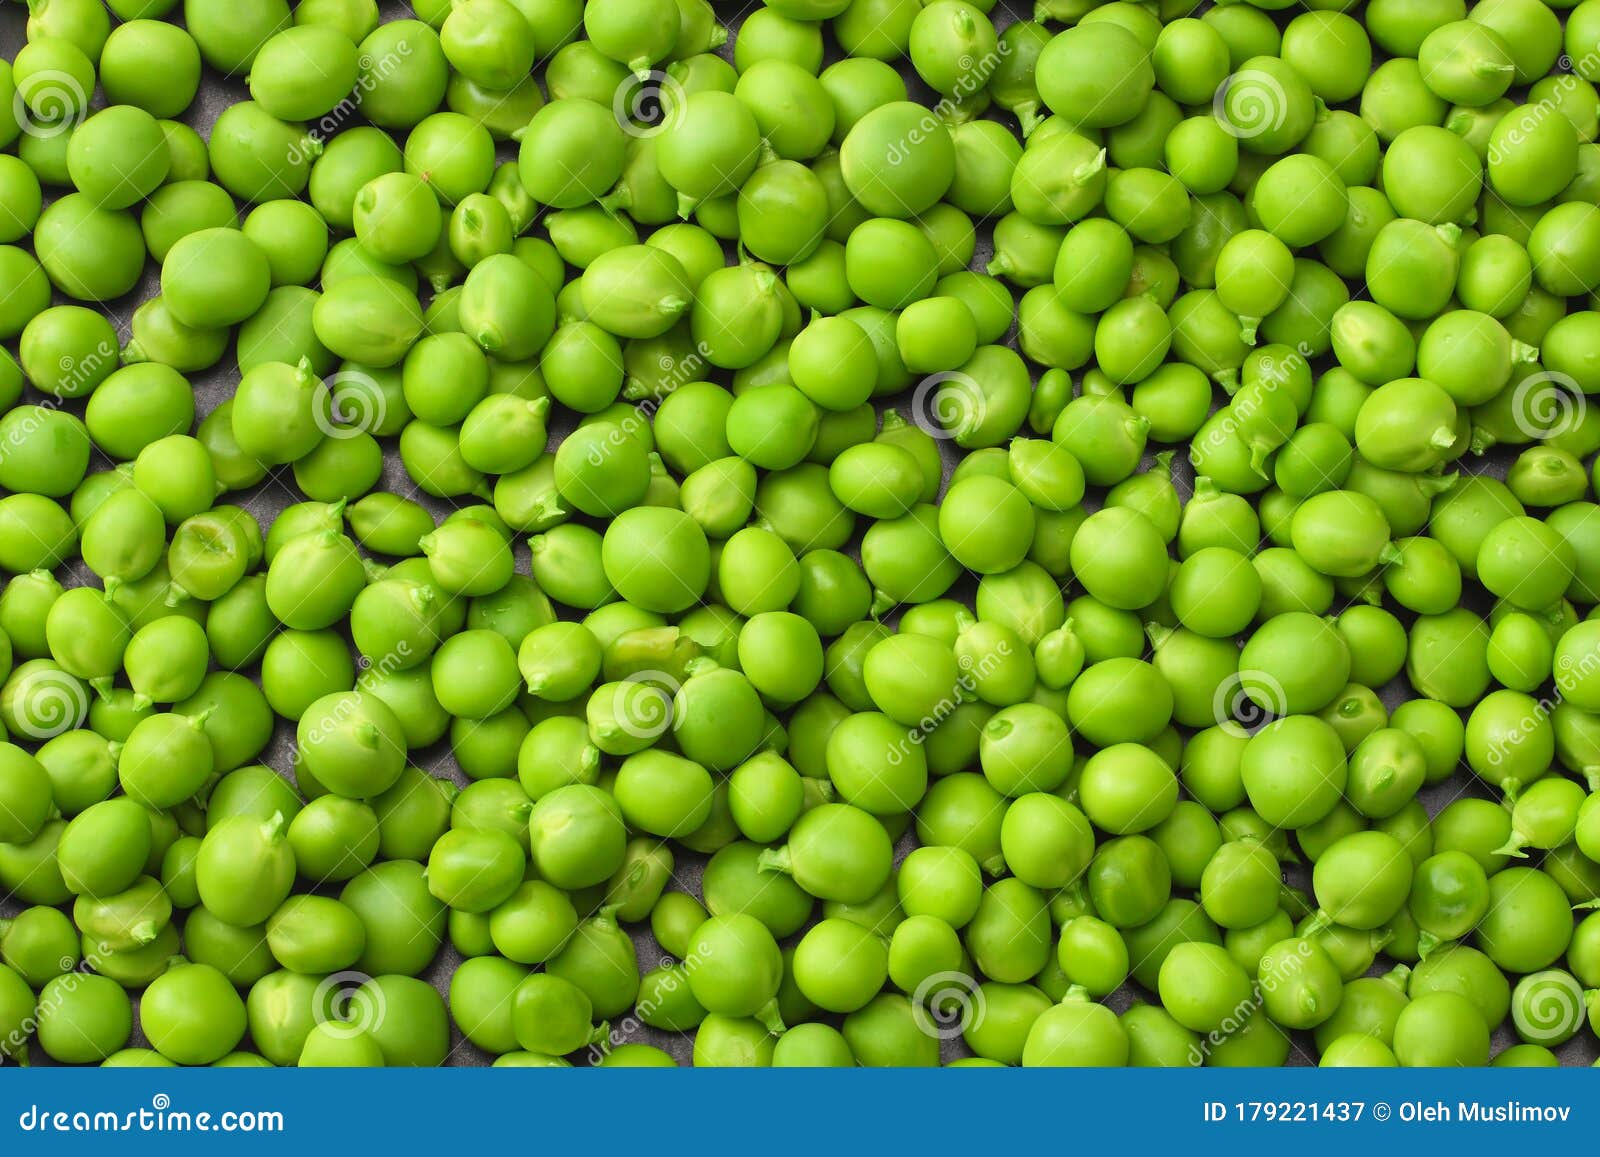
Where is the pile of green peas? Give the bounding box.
[2,0,1600,1070]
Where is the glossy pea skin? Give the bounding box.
[484,880,576,967]
[195,811,295,930]
[249,24,359,122]
[1394,991,1490,1067]
[57,798,150,898]
[1157,941,1253,1034]
[426,829,525,913]
[613,750,715,838]
[141,962,247,1065]
[896,844,984,929]
[66,106,171,211]
[314,276,426,369]
[1199,839,1281,931]
[338,861,446,979]
[36,973,133,1064]
[286,796,378,884]
[765,803,893,905]
[1311,831,1415,931]
[527,785,627,890]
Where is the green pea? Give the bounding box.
[42,751,134,864]
[425,828,525,914]
[36,973,132,1064]
[33,193,149,305]
[333,861,445,978]
[475,880,572,968]
[73,873,173,954]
